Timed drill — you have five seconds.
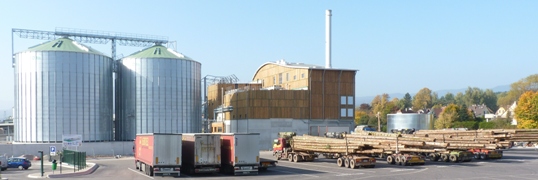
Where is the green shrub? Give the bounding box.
[452,121,478,130]
[479,121,496,129]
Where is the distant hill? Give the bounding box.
[356,85,511,105]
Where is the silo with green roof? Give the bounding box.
[13,37,113,142]
[115,45,201,140]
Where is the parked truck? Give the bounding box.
[134,133,182,177]
[182,133,221,174]
[259,158,277,171]
[220,133,260,175]
[273,132,376,169]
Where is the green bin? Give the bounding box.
[52,160,57,170]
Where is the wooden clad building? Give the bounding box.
[208,60,357,149]
[209,60,356,121]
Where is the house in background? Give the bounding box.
[494,101,517,125]
[469,104,494,121]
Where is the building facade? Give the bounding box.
[209,60,357,150]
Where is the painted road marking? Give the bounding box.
[127,167,154,179]
[336,173,364,176]
[278,161,376,173]
[390,169,416,172]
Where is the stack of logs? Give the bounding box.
[291,129,538,154]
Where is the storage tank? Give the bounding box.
[386,114,433,133]
[14,37,113,142]
[116,45,201,140]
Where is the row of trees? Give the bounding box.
[355,74,538,130]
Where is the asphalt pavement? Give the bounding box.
[1,148,537,179]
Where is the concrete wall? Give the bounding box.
[0,142,134,158]
[223,119,354,150]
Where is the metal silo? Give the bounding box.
[14,37,113,142]
[386,114,433,133]
[116,45,201,140]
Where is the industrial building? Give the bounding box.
[11,28,201,145]
[13,37,114,142]
[115,45,202,141]
[208,59,357,150]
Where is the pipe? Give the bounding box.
[325,9,332,69]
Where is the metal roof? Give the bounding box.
[252,59,358,80]
[24,37,105,55]
[125,45,193,60]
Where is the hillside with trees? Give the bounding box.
[355,74,538,130]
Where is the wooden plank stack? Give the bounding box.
[290,129,538,154]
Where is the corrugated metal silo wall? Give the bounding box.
[14,51,113,142]
[386,114,432,133]
[115,57,201,140]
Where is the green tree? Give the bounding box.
[515,91,538,129]
[431,92,440,106]
[454,92,465,105]
[498,74,538,107]
[371,93,397,130]
[461,87,498,112]
[412,88,432,110]
[443,92,455,105]
[399,93,412,110]
[435,108,457,129]
[483,89,498,112]
[355,110,370,125]
[457,104,474,121]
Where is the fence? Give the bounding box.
[62,149,86,171]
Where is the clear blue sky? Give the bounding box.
[1,0,537,117]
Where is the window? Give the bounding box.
[341,108,347,117]
[293,75,296,80]
[301,73,305,78]
[217,127,223,132]
[347,96,354,105]
[273,77,276,84]
[348,108,354,117]
[341,96,347,105]
[279,73,282,84]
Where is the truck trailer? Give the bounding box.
[273,132,376,169]
[134,133,182,177]
[182,133,221,174]
[221,133,260,175]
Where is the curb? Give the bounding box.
[47,163,99,178]
[27,163,99,179]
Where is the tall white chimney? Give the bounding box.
[325,9,332,68]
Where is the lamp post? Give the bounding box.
[38,151,44,177]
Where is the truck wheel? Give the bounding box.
[449,154,458,162]
[288,154,293,162]
[440,154,449,162]
[337,158,344,167]
[349,159,356,169]
[293,155,299,163]
[275,153,282,160]
[480,154,489,160]
[344,158,350,168]
[395,156,401,166]
[428,153,439,161]
[473,153,480,159]
[386,155,395,164]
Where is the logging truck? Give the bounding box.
[272,132,376,169]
